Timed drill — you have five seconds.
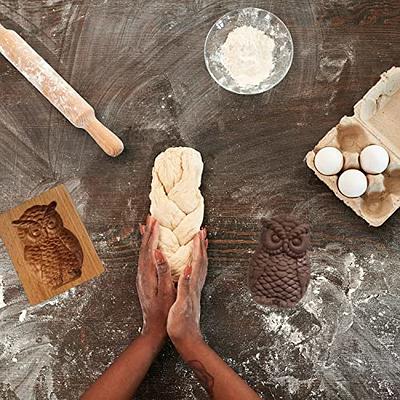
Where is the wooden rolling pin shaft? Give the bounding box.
[0,24,124,157]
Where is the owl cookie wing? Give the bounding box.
[249,246,266,288]
[297,257,311,297]
[60,229,84,266]
[24,245,43,275]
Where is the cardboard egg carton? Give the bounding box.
[306,67,400,227]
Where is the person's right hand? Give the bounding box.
[166,229,262,400]
[167,228,208,346]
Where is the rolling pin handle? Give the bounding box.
[84,117,124,157]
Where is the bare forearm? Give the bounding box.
[81,332,165,400]
[174,337,260,400]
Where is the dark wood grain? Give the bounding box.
[0,1,400,399]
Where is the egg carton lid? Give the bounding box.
[354,67,400,155]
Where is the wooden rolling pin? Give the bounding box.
[0,24,124,157]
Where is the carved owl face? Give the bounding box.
[12,201,62,244]
[261,216,310,258]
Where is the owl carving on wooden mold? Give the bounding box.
[12,201,83,289]
[249,216,311,308]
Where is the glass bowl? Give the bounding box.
[204,7,294,95]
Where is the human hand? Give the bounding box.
[137,216,176,340]
[167,228,208,347]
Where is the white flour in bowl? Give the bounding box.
[221,25,275,87]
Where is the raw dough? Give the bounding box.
[149,147,204,279]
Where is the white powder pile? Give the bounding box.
[221,26,275,87]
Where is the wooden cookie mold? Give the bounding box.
[0,185,104,304]
[306,67,400,227]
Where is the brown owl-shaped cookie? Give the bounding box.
[12,201,83,289]
[249,216,311,308]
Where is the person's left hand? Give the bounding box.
[137,216,176,339]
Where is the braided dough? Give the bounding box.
[149,147,204,279]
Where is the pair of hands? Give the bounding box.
[137,215,208,346]
[83,216,260,400]
[82,215,261,400]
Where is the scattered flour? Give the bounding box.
[19,309,27,322]
[345,252,365,297]
[0,275,6,309]
[221,26,275,87]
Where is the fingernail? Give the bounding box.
[184,265,192,280]
[205,239,209,249]
[139,224,145,235]
[154,249,165,264]
[203,228,207,239]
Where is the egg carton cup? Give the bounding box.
[306,67,400,227]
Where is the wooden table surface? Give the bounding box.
[1,1,400,399]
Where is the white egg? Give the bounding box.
[338,169,368,198]
[360,145,389,174]
[314,147,344,176]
